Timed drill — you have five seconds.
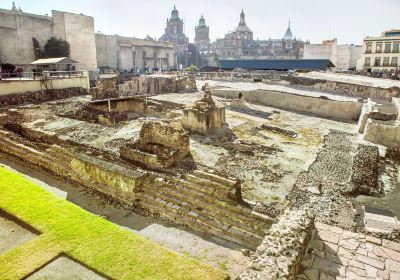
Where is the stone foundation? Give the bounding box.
[181,91,227,134]
[92,75,197,100]
[238,210,315,279]
[121,122,190,170]
[0,88,86,107]
[284,76,400,100]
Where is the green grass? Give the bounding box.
[0,167,228,280]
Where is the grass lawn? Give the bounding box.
[0,167,228,280]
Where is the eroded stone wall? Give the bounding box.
[284,76,400,100]
[0,88,86,107]
[238,210,314,279]
[93,75,197,100]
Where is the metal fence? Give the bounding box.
[0,70,87,81]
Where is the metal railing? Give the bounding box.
[0,70,87,81]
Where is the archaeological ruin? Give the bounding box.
[1,70,400,279]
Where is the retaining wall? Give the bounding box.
[0,88,86,107]
[0,76,90,96]
[212,89,363,122]
[285,76,400,100]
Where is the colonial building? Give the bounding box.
[304,38,362,70]
[95,34,176,73]
[194,15,210,46]
[196,10,306,67]
[361,29,400,72]
[159,5,190,68]
[0,5,97,72]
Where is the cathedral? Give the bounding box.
[160,7,307,68]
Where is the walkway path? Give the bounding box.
[297,222,400,280]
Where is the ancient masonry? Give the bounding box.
[181,87,227,134]
[1,72,400,279]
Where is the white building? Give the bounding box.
[361,29,400,72]
[303,39,362,70]
[0,6,97,72]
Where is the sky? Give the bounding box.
[2,0,399,45]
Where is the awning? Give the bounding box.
[30,57,78,65]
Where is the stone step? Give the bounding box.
[185,173,233,193]
[139,192,261,249]
[145,177,272,226]
[142,183,267,239]
[143,180,271,232]
[192,170,237,187]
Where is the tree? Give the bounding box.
[42,37,70,58]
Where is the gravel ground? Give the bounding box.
[289,130,358,229]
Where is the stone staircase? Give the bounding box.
[138,170,273,249]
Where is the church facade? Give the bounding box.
[194,10,307,67]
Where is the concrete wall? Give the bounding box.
[0,9,52,66]
[212,89,363,122]
[0,8,97,72]
[304,41,362,70]
[52,11,97,72]
[0,76,90,96]
[96,34,176,71]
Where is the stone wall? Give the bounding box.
[284,76,400,100]
[0,87,86,107]
[238,210,315,279]
[120,122,190,170]
[92,75,197,100]
[212,88,363,122]
[0,125,272,249]
[193,71,286,83]
[351,144,380,196]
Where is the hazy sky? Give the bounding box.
[2,0,399,44]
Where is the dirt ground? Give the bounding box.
[26,256,105,280]
[0,214,37,255]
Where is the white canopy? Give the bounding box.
[30,57,78,65]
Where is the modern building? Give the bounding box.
[96,34,176,72]
[0,5,97,72]
[361,29,400,72]
[304,38,362,70]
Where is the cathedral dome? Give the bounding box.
[232,9,253,38]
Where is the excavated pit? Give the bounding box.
[2,74,400,279]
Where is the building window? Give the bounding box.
[366,43,372,53]
[364,57,371,66]
[374,57,381,66]
[393,42,399,53]
[385,43,391,53]
[391,57,398,67]
[376,43,382,53]
[383,57,390,66]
